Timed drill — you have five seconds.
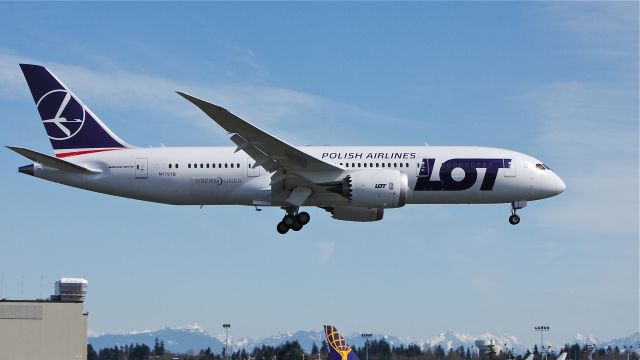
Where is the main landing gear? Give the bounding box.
[509,200,527,225]
[277,207,311,234]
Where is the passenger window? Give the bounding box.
[364,163,367,168]
[230,163,234,168]
[175,164,178,169]
[358,163,361,167]
[394,163,397,167]
[206,163,209,168]
[136,165,139,169]
[370,163,373,167]
[225,163,228,168]
[352,163,355,167]
[399,163,403,168]
[406,163,409,167]
[346,163,349,168]
[381,163,385,168]
[376,163,379,168]
[169,164,172,169]
[188,164,191,169]
[237,163,240,168]
[212,163,216,168]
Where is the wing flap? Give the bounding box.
[229,133,278,172]
[6,146,100,174]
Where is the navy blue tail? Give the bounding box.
[324,325,360,360]
[19,64,129,157]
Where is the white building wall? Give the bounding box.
[0,301,87,360]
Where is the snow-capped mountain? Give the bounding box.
[419,330,526,354]
[90,323,225,354]
[574,334,601,346]
[572,331,640,350]
[599,332,640,350]
[89,325,638,356]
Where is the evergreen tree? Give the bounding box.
[87,344,98,360]
[154,337,163,356]
[312,343,320,355]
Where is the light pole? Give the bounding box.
[534,326,550,360]
[625,346,634,360]
[361,333,373,360]
[585,344,596,360]
[223,323,231,359]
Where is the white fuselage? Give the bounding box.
[28,146,565,207]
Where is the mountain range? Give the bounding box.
[89,325,639,356]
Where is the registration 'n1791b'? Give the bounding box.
[8,64,566,234]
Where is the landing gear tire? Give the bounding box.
[283,215,296,227]
[278,207,310,234]
[509,214,520,225]
[297,212,310,225]
[277,222,289,234]
[291,222,303,231]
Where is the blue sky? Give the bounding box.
[0,1,637,347]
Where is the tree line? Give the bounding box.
[88,337,639,360]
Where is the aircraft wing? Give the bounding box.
[177,92,342,173]
[6,146,100,174]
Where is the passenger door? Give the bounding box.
[503,158,516,177]
[247,158,260,177]
[416,157,430,177]
[135,158,148,179]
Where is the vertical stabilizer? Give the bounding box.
[19,64,130,158]
[324,325,360,360]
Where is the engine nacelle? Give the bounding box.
[330,170,408,208]
[331,206,384,222]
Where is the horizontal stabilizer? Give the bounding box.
[6,146,100,174]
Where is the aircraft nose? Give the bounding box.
[556,176,566,194]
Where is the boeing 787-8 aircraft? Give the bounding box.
[8,64,565,234]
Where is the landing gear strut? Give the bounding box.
[276,207,311,234]
[509,200,526,225]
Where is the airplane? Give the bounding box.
[324,325,360,360]
[8,64,566,234]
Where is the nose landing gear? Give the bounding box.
[276,207,311,234]
[508,200,527,225]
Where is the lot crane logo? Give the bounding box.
[325,325,353,360]
[36,89,85,140]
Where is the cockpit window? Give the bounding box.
[536,163,546,170]
[542,163,551,170]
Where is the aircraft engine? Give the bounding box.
[328,169,408,208]
[330,206,384,222]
